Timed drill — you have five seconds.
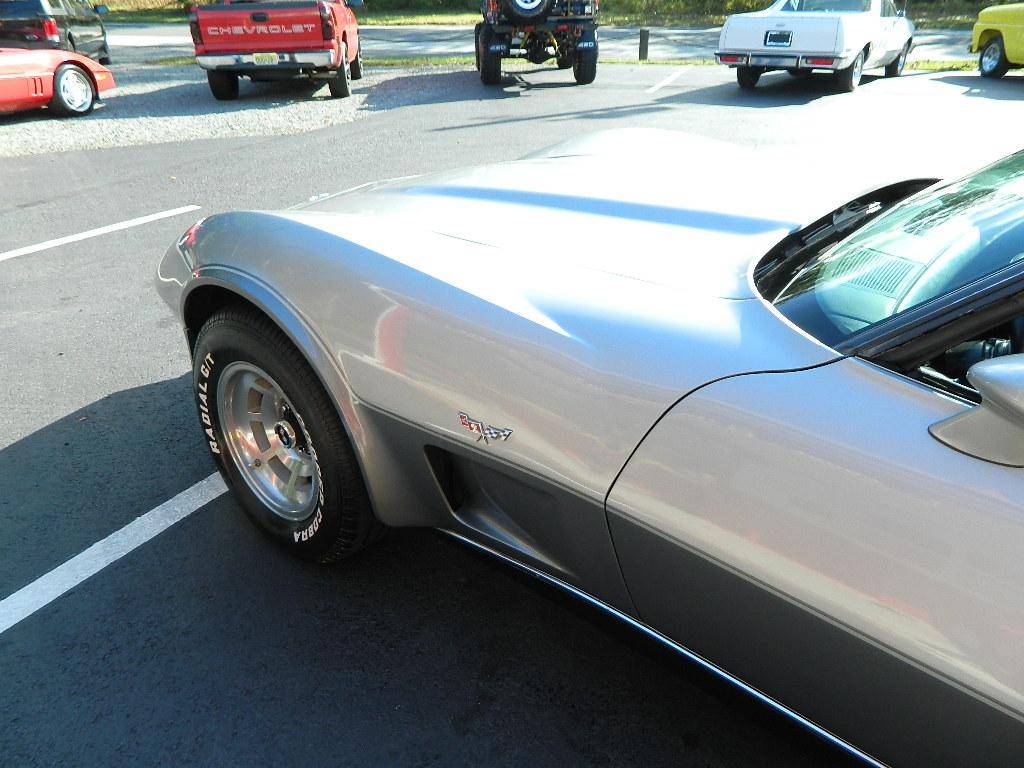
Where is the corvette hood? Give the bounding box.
[291,129,912,301]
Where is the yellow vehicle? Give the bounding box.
[971,3,1024,78]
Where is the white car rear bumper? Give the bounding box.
[714,51,860,70]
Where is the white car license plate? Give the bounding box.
[252,52,278,65]
[750,55,797,67]
[764,30,793,47]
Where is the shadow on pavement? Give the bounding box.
[931,73,1024,100]
[0,492,860,767]
[0,373,214,598]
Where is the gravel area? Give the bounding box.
[0,55,378,158]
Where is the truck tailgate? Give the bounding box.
[721,14,841,53]
[195,1,326,52]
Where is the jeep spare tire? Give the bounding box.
[502,0,553,21]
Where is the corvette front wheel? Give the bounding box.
[193,305,383,562]
[50,64,95,116]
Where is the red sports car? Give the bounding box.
[0,47,114,116]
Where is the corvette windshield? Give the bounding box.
[778,0,870,11]
[768,152,1024,347]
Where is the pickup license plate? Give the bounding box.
[252,52,278,65]
[764,30,793,47]
[750,55,797,67]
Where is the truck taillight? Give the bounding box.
[319,2,334,40]
[41,17,59,43]
[188,8,203,45]
[805,57,835,66]
[718,54,746,64]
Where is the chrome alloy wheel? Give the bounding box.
[216,362,319,522]
[59,68,93,112]
[981,41,1002,74]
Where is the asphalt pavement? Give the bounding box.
[1,39,1022,768]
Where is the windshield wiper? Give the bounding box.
[753,178,938,300]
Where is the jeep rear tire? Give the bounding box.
[207,70,239,101]
[193,305,383,563]
[479,25,502,85]
[474,22,482,71]
[573,41,597,85]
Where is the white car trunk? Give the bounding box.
[720,13,842,53]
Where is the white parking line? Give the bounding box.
[0,473,226,635]
[645,68,686,94]
[0,205,202,265]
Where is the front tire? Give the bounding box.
[885,42,909,77]
[736,66,761,89]
[49,63,95,116]
[979,36,1010,79]
[836,50,864,92]
[207,70,239,100]
[193,306,383,563]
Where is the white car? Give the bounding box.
[715,0,915,91]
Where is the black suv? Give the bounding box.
[0,0,110,63]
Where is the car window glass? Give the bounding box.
[0,0,46,18]
[762,152,1024,348]
[779,0,871,12]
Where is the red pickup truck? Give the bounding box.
[189,0,362,100]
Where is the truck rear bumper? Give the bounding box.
[196,50,335,70]
[715,50,858,70]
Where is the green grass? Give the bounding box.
[363,54,477,65]
[146,54,195,65]
[106,0,991,28]
[906,58,975,70]
[144,53,975,70]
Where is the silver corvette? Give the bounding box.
[157,130,1024,766]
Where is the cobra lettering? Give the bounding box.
[293,423,325,542]
[294,506,322,542]
[197,352,221,454]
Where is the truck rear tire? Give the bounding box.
[328,43,352,98]
[479,25,502,85]
[350,41,363,80]
[207,70,239,101]
[979,36,1010,79]
[573,40,597,84]
[736,66,760,89]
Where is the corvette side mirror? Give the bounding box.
[929,354,1024,466]
[94,3,108,12]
